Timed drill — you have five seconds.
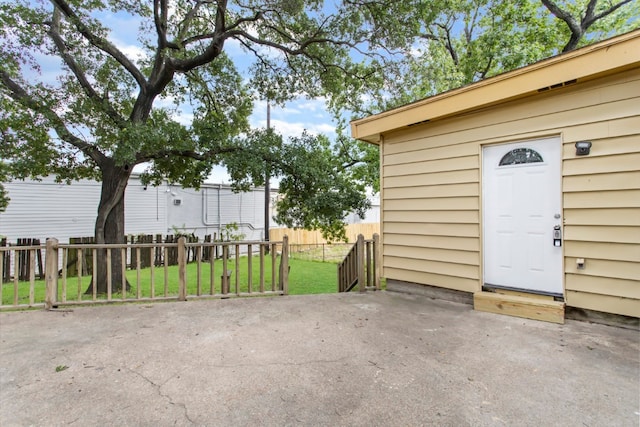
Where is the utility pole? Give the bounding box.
[264,102,271,252]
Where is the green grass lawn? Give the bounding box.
[1,256,338,306]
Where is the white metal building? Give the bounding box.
[0,175,276,243]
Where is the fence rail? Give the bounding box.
[1,236,289,310]
[338,234,380,293]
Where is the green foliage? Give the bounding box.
[219,223,246,242]
[360,0,638,112]
[221,130,371,242]
[0,162,8,212]
[273,132,370,242]
[170,223,197,237]
[0,186,7,213]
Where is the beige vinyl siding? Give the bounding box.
[565,291,639,318]
[385,210,478,224]
[565,275,640,299]
[384,222,479,238]
[563,208,640,226]
[564,190,640,208]
[383,234,479,252]
[384,267,479,292]
[384,169,479,188]
[564,241,639,262]
[384,196,478,211]
[561,130,640,317]
[563,226,639,244]
[384,155,478,176]
[563,171,640,192]
[381,99,482,292]
[380,67,640,315]
[385,183,478,199]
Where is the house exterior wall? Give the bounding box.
[378,68,639,317]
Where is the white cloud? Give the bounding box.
[296,99,328,111]
[407,43,425,58]
[252,118,335,140]
[112,39,148,67]
[248,96,337,141]
[280,106,301,115]
[172,111,194,126]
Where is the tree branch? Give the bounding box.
[541,0,633,52]
[584,0,634,27]
[0,71,107,166]
[149,0,172,92]
[136,145,243,164]
[224,29,356,58]
[153,0,169,49]
[50,0,147,88]
[47,7,126,128]
[176,1,247,46]
[168,0,228,73]
[540,0,581,33]
[478,55,493,80]
[176,0,210,41]
[434,21,458,65]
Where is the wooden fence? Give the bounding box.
[64,233,227,277]
[1,238,45,283]
[270,223,380,245]
[0,236,289,310]
[338,234,380,293]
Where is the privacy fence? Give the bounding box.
[270,223,379,245]
[0,236,289,310]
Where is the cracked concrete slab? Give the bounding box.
[1,292,638,426]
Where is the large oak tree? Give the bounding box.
[0,0,413,292]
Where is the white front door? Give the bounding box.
[482,137,563,295]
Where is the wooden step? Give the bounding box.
[474,291,565,324]
[492,288,556,301]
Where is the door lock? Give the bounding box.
[553,225,562,247]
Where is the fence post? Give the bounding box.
[45,238,59,310]
[373,233,380,290]
[279,235,289,295]
[357,234,365,292]
[178,236,187,301]
[222,245,229,296]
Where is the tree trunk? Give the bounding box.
[86,163,132,294]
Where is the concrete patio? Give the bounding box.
[1,291,638,426]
